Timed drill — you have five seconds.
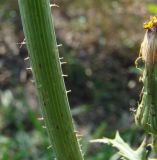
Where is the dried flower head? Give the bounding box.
[141,16,157,63]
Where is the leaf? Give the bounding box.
[91,131,148,160]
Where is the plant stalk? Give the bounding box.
[18,0,84,159]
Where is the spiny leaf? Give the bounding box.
[91,131,148,160]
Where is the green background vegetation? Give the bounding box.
[1,0,157,159]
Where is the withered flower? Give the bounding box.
[135,16,157,135]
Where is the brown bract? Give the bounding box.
[141,29,157,64]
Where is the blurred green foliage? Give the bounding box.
[147,4,157,14]
[0,90,53,160]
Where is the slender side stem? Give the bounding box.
[18,0,84,159]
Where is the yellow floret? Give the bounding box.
[143,16,157,30]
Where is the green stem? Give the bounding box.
[18,0,84,159]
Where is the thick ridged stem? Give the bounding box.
[18,0,84,159]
